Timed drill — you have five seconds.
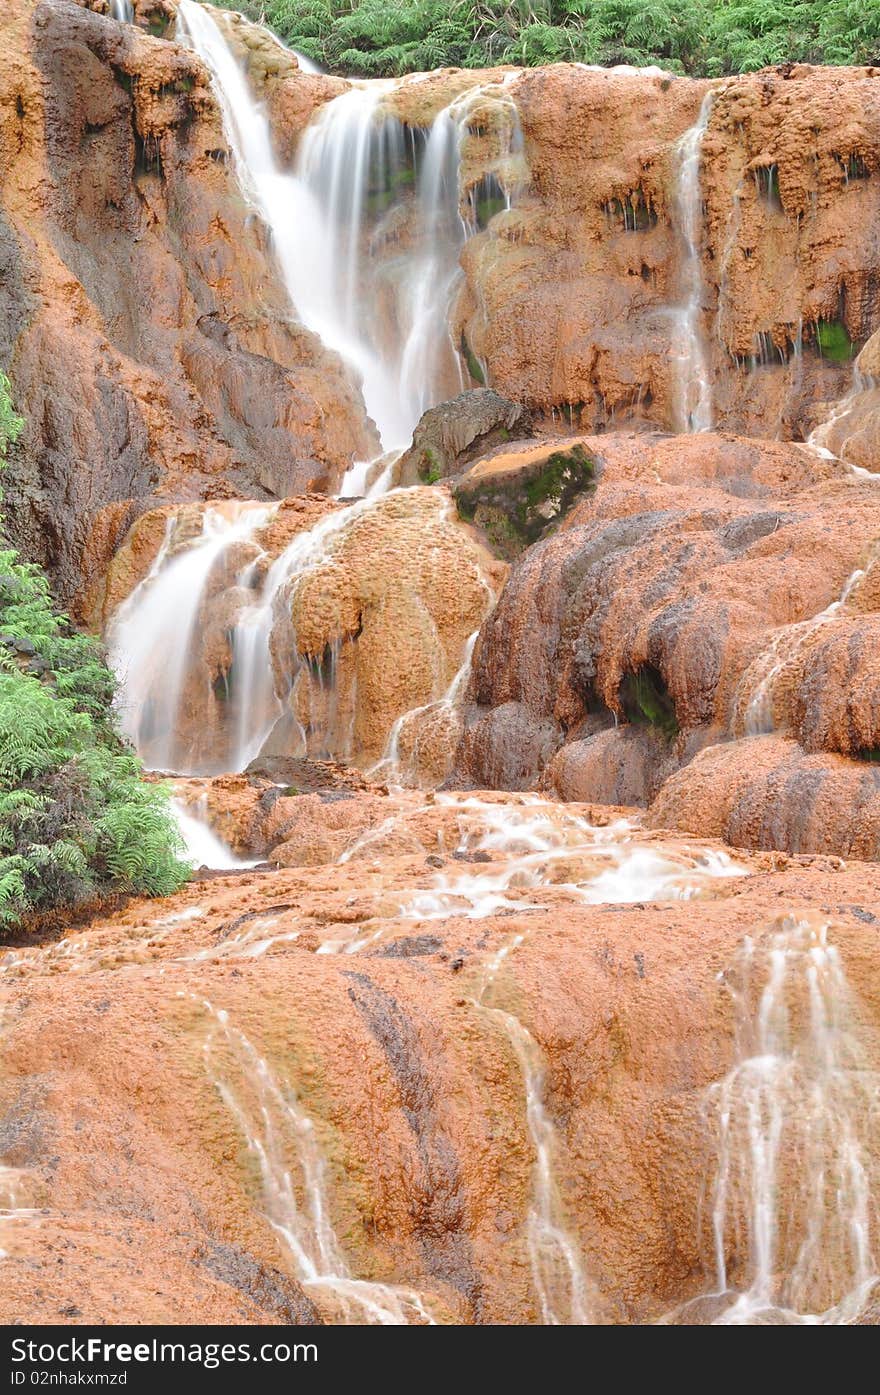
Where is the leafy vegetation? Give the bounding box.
[228,0,880,77]
[0,375,188,930]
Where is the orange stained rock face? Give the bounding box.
[457,431,880,859]
[3,785,879,1325]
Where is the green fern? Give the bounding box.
[218,0,880,76]
[0,372,188,931]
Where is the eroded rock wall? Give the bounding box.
[455,431,880,857]
[2,788,879,1322]
[0,0,374,607]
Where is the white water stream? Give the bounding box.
[703,919,878,1323]
[736,545,879,735]
[107,504,276,772]
[194,996,435,1323]
[393,795,745,921]
[474,935,593,1324]
[177,1,475,453]
[672,93,714,433]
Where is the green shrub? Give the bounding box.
[221,0,880,78]
[0,374,188,930]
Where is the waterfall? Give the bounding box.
[171,797,257,872]
[110,492,478,777]
[194,997,435,1323]
[672,94,714,433]
[106,504,276,773]
[109,0,134,21]
[177,1,472,455]
[704,919,878,1323]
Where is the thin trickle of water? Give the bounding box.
[702,918,879,1323]
[807,363,878,476]
[371,627,480,785]
[736,543,880,736]
[192,996,435,1323]
[474,935,593,1324]
[672,93,714,433]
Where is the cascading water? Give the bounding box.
[106,504,276,773]
[699,918,878,1323]
[177,2,478,456]
[331,796,745,942]
[474,936,593,1325]
[672,94,714,433]
[171,797,256,872]
[807,362,878,475]
[109,0,134,21]
[194,996,435,1323]
[735,545,880,735]
[293,90,470,450]
[109,490,487,778]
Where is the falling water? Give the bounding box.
[110,491,455,775]
[109,0,134,21]
[371,628,480,784]
[474,936,593,1324]
[171,797,257,872]
[672,94,714,433]
[106,504,276,772]
[177,1,474,454]
[807,363,878,475]
[194,997,435,1323]
[702,918,878,1323]
[736,546,879,735]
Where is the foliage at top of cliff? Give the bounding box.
[230,0,880,77]
[0,375,189,931]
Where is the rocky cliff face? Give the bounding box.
[237,43,880,443]
[453,62,880,441]
[2,788,879,1323]
[0,0,374,607]
[5,3,880,603]
[2,0,880,1330]
[454,431,880,857]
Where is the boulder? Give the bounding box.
[396,389,528,487]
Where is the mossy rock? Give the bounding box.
[454,444,597,559]
[816,318,857,363]
[619,665,679,740]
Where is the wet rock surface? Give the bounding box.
[2,787,879,1323]
[3,0,880,1330]
[0,0,374,607]
[456,431,880,857]
[396,389,529,488]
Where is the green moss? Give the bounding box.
[417,446,443,486]
[460,333,486,387]
[619,665,678,739]
[454,444,596,559]
[816,318,856,362]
